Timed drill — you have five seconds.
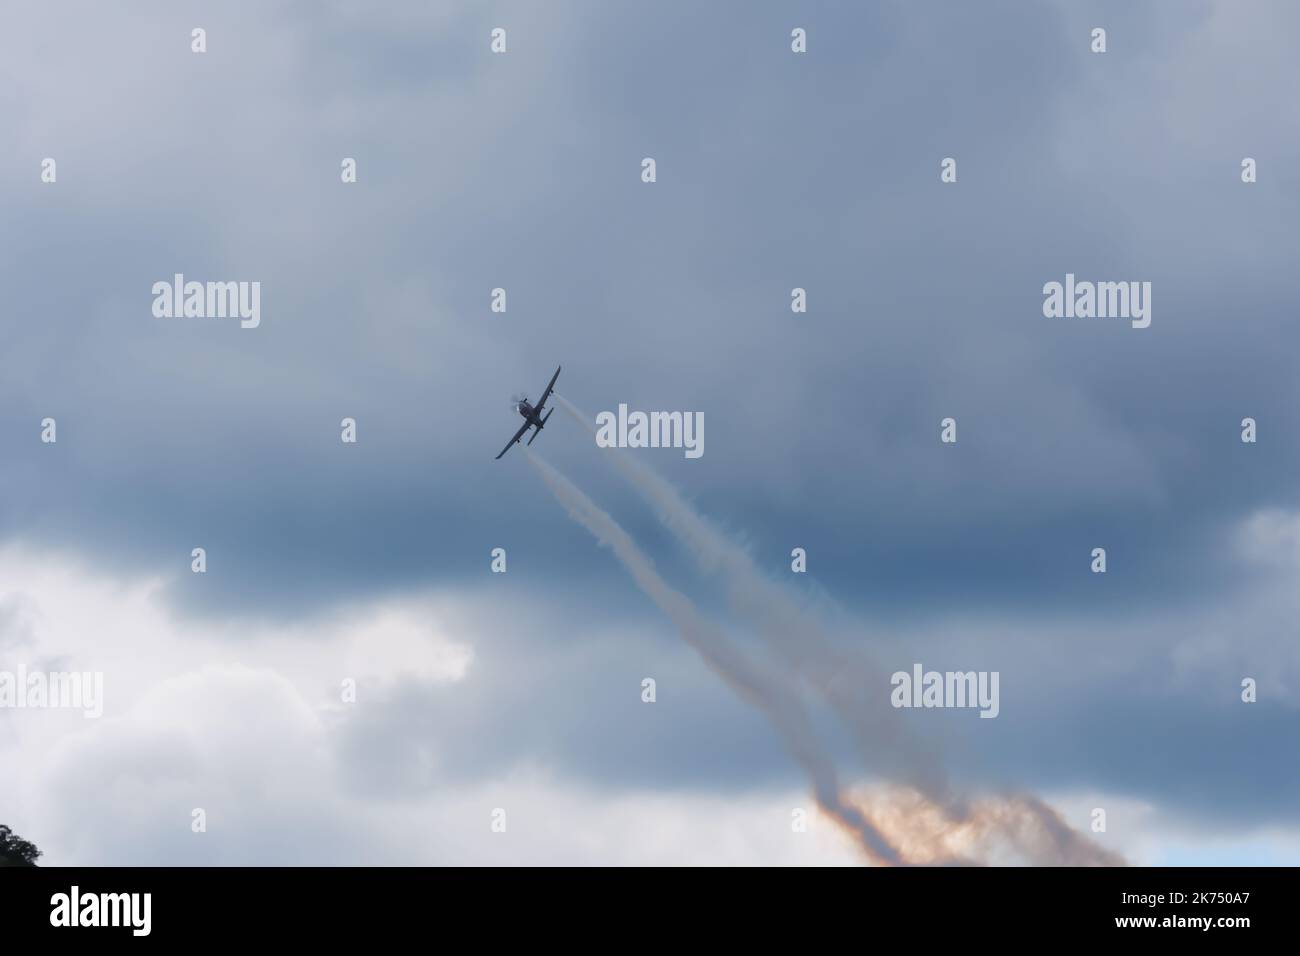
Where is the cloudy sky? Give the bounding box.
[2,0,1298,865]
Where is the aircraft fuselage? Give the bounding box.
[517,401,544,427]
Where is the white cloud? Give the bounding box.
[3,540,1296,865]
[0,544,863,864]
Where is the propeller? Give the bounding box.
[509,392,529,410]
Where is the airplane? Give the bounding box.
[495,365,561,459]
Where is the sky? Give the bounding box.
[1,0,1298,865]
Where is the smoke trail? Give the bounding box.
[555,394,949,801]
[848,787,1127,867]
[522,447,902,864]
[556,394,1123,866]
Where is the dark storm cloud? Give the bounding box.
[2,0,1289,613]
[5,0,1297,620]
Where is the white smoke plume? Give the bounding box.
[522,447,902,864]
[553,395,1123,866]
[844,786,1126,867]
[555,396,945,795]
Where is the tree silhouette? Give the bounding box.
[0,825,41,866]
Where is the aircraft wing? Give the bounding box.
[495,420,532,459]
[535,365,562,412]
